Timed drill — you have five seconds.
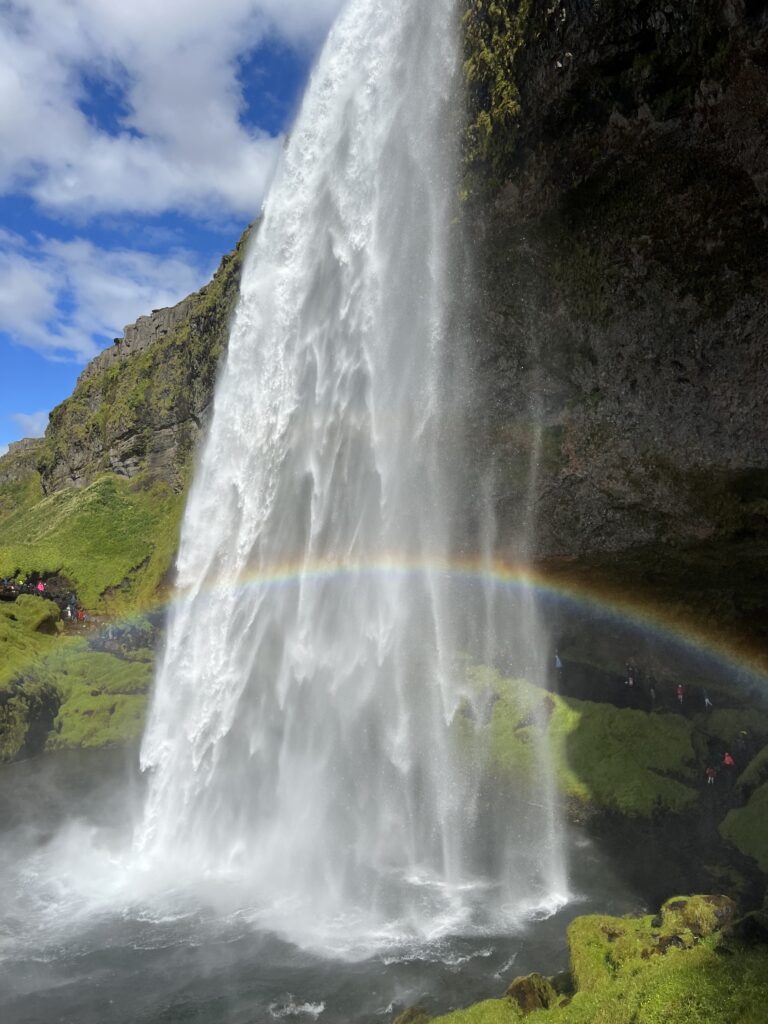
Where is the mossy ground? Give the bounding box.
[0,594,155,758]
[432,899,768,1024]
[720,784,768,872]
[468,669,698,816]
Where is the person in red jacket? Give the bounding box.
[723,752,735,768]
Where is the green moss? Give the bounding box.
[463,0,532,183]
[720,782,768,871]
[738,746,768,792]
[18,636,154,751]
[432,1000,519,1024]
[476,671,697,816]
[434,901,768,1024]
[48,691,148,749]
[694,709,768,748]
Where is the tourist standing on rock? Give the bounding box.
[723,751,735,770]
[36,580,45,594]
[676,683,684,705]
[705,766,716,785]
[703,691,713,709]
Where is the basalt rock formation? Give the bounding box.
[463,0,768,603]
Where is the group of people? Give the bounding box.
[621,660,716,714]
[555,650,754,793]
[0,574,85,624]
[2,574,53,598]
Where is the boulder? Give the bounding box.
[505,972,557,1013]
[661,894,737,937]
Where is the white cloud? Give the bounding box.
[0,233,207,361]
[11,410,49,438]
[0,0,344,218]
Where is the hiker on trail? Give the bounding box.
[705,766,716,785]
[77,608,85,624]
[554,651,563,673]
[36,580,45,593]
[703,691,713,709]
[676,683,684,705]
[723,752,735,769]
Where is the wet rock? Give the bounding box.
[732,909,768,945]
[505,972,557,1013]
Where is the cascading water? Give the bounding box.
[137,0,567,945]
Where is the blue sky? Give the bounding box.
[0,0,344,454]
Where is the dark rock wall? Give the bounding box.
[463,0,768,559]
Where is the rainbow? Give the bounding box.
[127,554,768,686]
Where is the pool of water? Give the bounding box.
[0,749,642,1024]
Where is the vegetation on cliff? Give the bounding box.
[0,227,251,759]
[429,895,767,1024]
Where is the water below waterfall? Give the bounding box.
[0,750,639,1024]
[136,0,567,946]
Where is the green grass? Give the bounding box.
[473,670,697,816]
[0,474,184,614]
[433,900,768,1024]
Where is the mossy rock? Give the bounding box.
[505,973,557,1013]
[660,895,737,938]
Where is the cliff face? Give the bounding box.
[0,226,252,616]
[38,225,253,496]
[463,0,768,564]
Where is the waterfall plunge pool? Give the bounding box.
[0,748,642,1024]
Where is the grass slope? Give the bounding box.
[433,898,768,1024]
[0,475,184,614]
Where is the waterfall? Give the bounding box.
[137,0,567,946]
